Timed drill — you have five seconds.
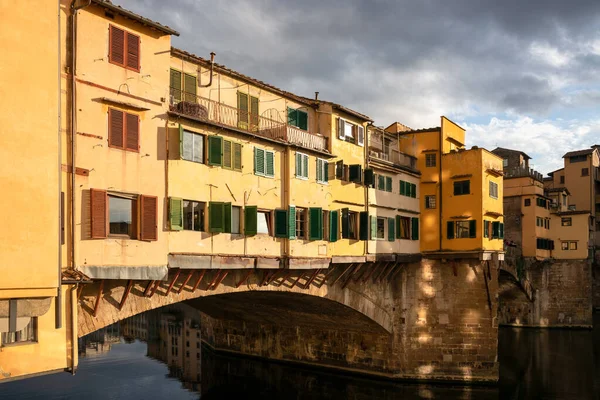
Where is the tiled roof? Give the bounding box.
[491,147,531,160]
[91,0,179,36]
[400,127,441,134]
[563,148,594,158]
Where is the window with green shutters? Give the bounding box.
[453,180,470,196]
[296,152,309,179]
[378,175,385,191]
[400,180,417,197]
[237,92,259,130]
[169,197,183,230]
[447,221,455,239]
[287,107,308,131]
[244,206,258,235]
[329,210,339,242]
[208,202,225,233]
[364,169,375,187]
[387,217,395,242]
[385,176,392,192]
[316,159,328,183]
[492,221,500,239]
[288,206,296,239]
[359,212,369,240]
[169,69,197,103]
[348,164,362,183]
[207,136,223,166]
[499,222,504,239]
[254,147,275,177]
[309,207,323,240]
[274,209,287,238]
[411,217,419,240]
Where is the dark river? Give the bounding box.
[1,306,598,400]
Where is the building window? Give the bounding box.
[223,140,242,171]
[582,168,589,176]
[257,211,271,235]
[295,152,309,179]
[181,130,204,163]
[109,195,135,237]
[170,69,197,103]
[425,153,436,167]
[108,108,139,152]
[489,181,498,199]
[183,200,205,232]
[562,194,567,205]
[561,217,572,226]
[376,217,386,239]
[385,176,392,192]
[1,317,37,345]
[502,159,508,167]
[378,175,385,191]
[425,195,436,209]
[287,107,308,131]
[109,25,140,72]
[536,217,542,227]
[295,208,306,239]
[337,119,364,146]
[456,221,472,238]
[536,198,548,208]
[399,216,411,239]
[322,210,330,240]
[348,211,358,239]
[254,147,274,177]
[524,198,531,207]
[453,180,470,196]
[237,92,259,131]
[231,206,241,234]
[400,181,417,198]
[316,159,328,183]
[570,155,587,163]
[560,175,565,184]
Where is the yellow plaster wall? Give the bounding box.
[564,155,595,212]
[441,116,465,153]
[481,151,504,251]
[549,214,590,259]
[520,195,551,258]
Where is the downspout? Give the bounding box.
[365,123,373,256]
[439,124,443,251]
[198,52,215,88]
[56,0,63,331]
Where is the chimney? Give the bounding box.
[315,91,319,100]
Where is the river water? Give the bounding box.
[1,306,598,400]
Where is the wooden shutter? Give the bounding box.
[370,215,377,240]
[237,92,249,124]
[170,69,182,102]
[316,159,322,182]
[364,169,374,187]
[274,209,288,238]
[233,143,242,171]
[90,189,108,239]
[126,32,140,71]
[349,165,362,183]
[250,96,259,129]
[140,195,158,241]
[412,184,417,198]
[341,208,349,239]
[395,215,401,239]
[108,108,124,148]
[359,212,369,240]
[388,217,395,242]
[309,207,323,240]
[254,147,265,175]
[329,210,339,242]
[400,180,406,195]
[492,221,499,239]
[209,202,224,233]
[208,136,223,166]
[357,126,364,146]
[109,25,125,66]
[385,177,392,192]
[169,197,183,231]
[499,223,504,239]
[323,162,329,183]
[447,221,455,239]
[483,220,489,238]
[183,73,197,102]
[125,113,139,151]
[266,151,275,177]
[338,118,345,139]
[288,206,296,239]
[223,203,232,233]
[287,107,298,127]
[244,206,257,236]
[223,140,232,169]
[302,154,308,178]
[298,110,308,131]
[411,217,419,240]
[378,175,385,190]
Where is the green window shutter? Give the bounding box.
[483,220,489,238]
[359,211,369,240]
[295,153,301,177]
[169,197,183,230]
[303,154,309,178]
[244,206,257,235]
[170,69,182,102]
[183,73,197,102]
[233,143,242,171]
[492,221,499,239]
[288,206,296,239]
[499,223,504,239]
[309,207,323,240]
[324,162,329,183]
[341,208,349,239]
[208,136,223,166]
[249,96,259,129]
[316,159,322,181]
[411,184,417,198]
[364,169,374,187]
[385,176,392,192]
[266,151,274,177]
[178,124,184,160]
[274,209,288,238]
[378,175,385,190]
[349,165,361,183]
[370,215,377,240]
[223,140,232,169]
[287,107,298,127]
[254,147,265,175]
[223,203,232,233]
[396,215,401,239]
[329,210,339,242]
[469,220,476,238]
[209,202,224,233]
[388,217,395,242]
[298,110,308,131]
[447,221,455,239]
[400,180,406,195]
[411,217,419,240]
[238,92,249,125]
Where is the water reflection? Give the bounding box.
[1,305,599,399]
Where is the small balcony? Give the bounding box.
[169,94,328,153]
[368,131,417,170]
[504,166,544,181]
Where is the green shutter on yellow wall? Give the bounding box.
[254,147,265,175]
[274,209,287,238]
[238,92,249,126]
[169,197,183,231]
[359,212,369,240]
[492,221,499,238]
[209,202,225,233]
[223,203,232,233]
[207,136,223,166]
[329,210,339,242]
[183,73,197,102]
[233,143,242,171]
[223,140,232,169]
[388,217,395,242]
[411,217,419,240]
[170,69,182,102]
[309,207,323,240]
[499,223,504,239]
[297,110,308,131]
[265,151,275,177]
[244,206,257,235]
[288,206,296,239]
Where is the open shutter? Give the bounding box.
[309,207,323,240]
[254,147,265,175]
[140,195,158,241]
[108,108,124,148]
[329,210,339,242]
[492,221,499,239]
[287,107,298,127]
[169,197,183,231]
[183,73,197,102]
[364,169,374,187]
[447,221,455,239]
[125,113,139,151]
[499,223,504,239]
[90,189,108,239]
[209,202,224,233]
[266,151,275,177]
[250,96,259,129]
[126,32,140,71]
[244,206,257,236]
[359,212,369,240]
[388,217,395,242]
[469,220,476,238]
[178,124,184,159]
[233,143,242,171]
[357,126,364,146]
[411,217,419,240]
[298,110,308,131]
[349,165,362,183]
[370,216,377,240]
[341,208,349,239]
[237,92,249,125]
[223,202,232,233]
[385,176,392,192]
[288,206,296,239]
[395,215,401,239]
[324,162,329,183]
[483,220,489,238]
[170,69,182,102]
[274,209,288,238]
[222,140,232,169]
[338,118,345,139]
[109,25,125,66]
[303,154,309,178]
[208,136,223,166]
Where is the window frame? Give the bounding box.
[316,158,329,184]
[295,208,307,239]
[295,152,309,180]
[108,25,141,73]
[425,195,436,209]
[561,217,572,226]
[582,167,589,176]
[425,153,436,167]
[181,129,205,164]
[182,199,206,232]
[489,181,498,199]
[376,217,386,240]
[257,210,272,235]
[453,180,470,196]
[348,211,359,240]
[108,193,137,239]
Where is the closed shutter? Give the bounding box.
[492,221,499,238]
[288,206,296,239]
[140,195,158,241]
[378,175,385,190]
[223,140,232,169]
[329,210,339,242]
[209,202,225,233]
[385,176,392,192]
[250,96,259,129]
[388,217,395,242]
[125,113,139,151]
[90,189,108,239]
[183,73,197,102]
[338,118,345,139]
[309,207,323,240]
[126,32,140,71]
[364,169,374,187]
[316,159,322,182]
[274,209,288,238]
[254,147,265,175]
[469,220,476,238]
[223,203,232,233]
[238,92,249,124]
[483,220,489,238]
[208,136,223,166]
[359,211,369,240]
[400,180,406,195]
[108,108,124,148]
[303,154,308,178]
[411,217,419,240]
[349,165,362,183]
[341,208,349,239]
[357,126,364,146]
[396,215,401,239]
[170,69,182,102]
[233,143,242,171]
[265,151,274,177]
[370,215,377,240]
[499,223,504,239]
[411,184,417,198]
[244,206,257,235]
[169,197,183,230]
[109,25,125,66]
[323,162,329,183]
[298,110,308,131]
[179,124,184,159]
[295,153,301,177]
[447,221,455,239]
[287,107,298,127]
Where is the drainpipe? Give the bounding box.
[56,0,63,331]
[439,121,443,251]
[365,123,373,257]
[198,52,215,88]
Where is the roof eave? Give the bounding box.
[91,0,180,36]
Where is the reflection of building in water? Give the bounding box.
[79,323,121,358]
[121,313,148,342]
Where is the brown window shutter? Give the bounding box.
[126,32,140,71]
[90,189,108,239]
[108,108,124,148]
[109,25,125,66]
[140,195,158,241]
[125,113,139,151]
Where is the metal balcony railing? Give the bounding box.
[504,166,544,181]
[368,131,417,170]
[169,93,328,152]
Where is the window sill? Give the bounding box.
[317,180,328,185]
[256,173,275,179]
[1,340,38,348]
[181,158,206,165]
[295,176,309,181]
[108,234,135,240]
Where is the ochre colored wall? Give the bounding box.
[550,214,590,259]
[564,154,596,212]
[441,117,465,153]
[481,150,504,251]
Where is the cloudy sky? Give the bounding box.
[122,0,600,173]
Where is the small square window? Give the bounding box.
[561,217,572,226]
[425,153,436,167]
[569,242,577,250]
[524,198,531,207]
[425,195,436,209]
[582,168,589,176]
[376,217,386,239]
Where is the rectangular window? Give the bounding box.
[181,129,204,163]
[109,25,140,72]
[378,175,385,191]
[569,241,577,250]
[295,152,309,179]
[295,208,306,239]
[524,198,531,207]
[337,119,364,146]
[560,175,565,184]
[231,206,241,234]
[425,153,436,167]
[257,211,271,235]
[1,317,37,345]
[502,159,508,167]
[348,211,358,240]
[376,217,386,239]
[563,194,567,206]
[425,195,436,209]
[335,160,345,180]
[400,181,417,197]
[316,159,328,183]
[561,217,572,226]
[489,181,498,199]
[456,221,471,238]
[237,92,259,131]
[561,241,568,250]
[183,200,205,232]
[385,176,392,192]
[170,69,197,103]
[582,168,589,176]
[109,195,135,237]
[108,108,139,152]
[453,180,470,196]
[348,164,362,183]
[322,210,329,241]
[287,107,308,131]
[399,216,411,239]
[255,147,275,177]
